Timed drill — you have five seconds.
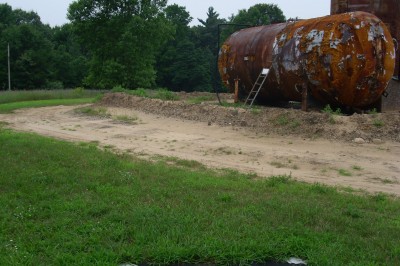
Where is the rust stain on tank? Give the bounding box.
[218,11,396,108]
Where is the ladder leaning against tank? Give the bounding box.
[243,19,295,108]
[243,68,270,107]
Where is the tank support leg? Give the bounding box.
[301,83,308,112]
[234,78,240,103]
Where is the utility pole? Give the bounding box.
[8,43,11,91]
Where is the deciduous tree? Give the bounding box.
[68,0,173,89]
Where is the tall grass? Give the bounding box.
[0,89,103,104]
[0,98,96,113]
[0,127,399,265]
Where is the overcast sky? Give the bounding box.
[2,0,331,26]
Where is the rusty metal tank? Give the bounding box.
[331,0,400,80]
[218,11,396,108]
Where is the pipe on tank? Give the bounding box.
[218,11,396,108]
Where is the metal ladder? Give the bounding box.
[244,68,270,108]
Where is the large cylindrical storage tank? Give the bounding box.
[331,0,400,80]
[218,11,396,108]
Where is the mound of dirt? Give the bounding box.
[100,92,400,143]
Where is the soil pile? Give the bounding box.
[100,92,400,143]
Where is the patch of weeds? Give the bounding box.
[323,105,342,124]
[250,106,261,115]
[290,120,301,129]
[75,106,110,118]
[320,168,329,174]
[130,88,148,97]
[270,161,285,168]
[221,101,242,108]
[309,183,335,194]
[244,172,258,179]
[371,177,398,184]
[214,147,234,155]
[371,192,388,202]
[0,121,9,128]
[62,127,76,132]
[264,175,292,187]
[103,144,116,150]
[291,164,299,170]
[352,165,363,171]
[114,115,138,124]
[154,88,179,101]
[90,140,100,146]
[77,140,100,149]
[369,108,378,117]
[322,104,342,115]
[159,156,205,170]
[343,204,363,219]
[328,115,336,124]
[276,114,289,126]
[338,169,352,176]
[273,114,300,128]
[94,93,105,102]
[73,87,85,97]
[174,159,204,169]
[217,193,233,203]
[373,119,384,128]
[270,159,298,170]
[187,95,214,104]
[377,146,390,152]
[111,85,126,93]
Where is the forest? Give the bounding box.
[0,1,285,91]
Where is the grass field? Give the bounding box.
[0,89,103,113]
[0,123,400,265]
[0,98,96,113]
[0,89,102,104]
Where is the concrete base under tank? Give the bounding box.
[381,79,400,111]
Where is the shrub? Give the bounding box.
[322,104,342,115]
[373,119,384,128]
[111,85,126,93]
[130,88,148,97]
[154,88,179,101]
[44,81,64,90]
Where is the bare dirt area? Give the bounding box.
[1,92,399,196]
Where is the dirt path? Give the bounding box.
[1,105,399,196]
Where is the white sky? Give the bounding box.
[2,0,331,26]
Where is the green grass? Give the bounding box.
[0,128,400,265]
[373,119,385,128]
[0,89,103,104]
[276,114,289,126]
[111,87,180,101]
[187,95,215,104]
[0,98,95,113]
[153,88,180,101]
[220,100,242,108]
[322,105,343,124]
[273,114,301,129]
[114,115,139,124]
[75,107,139,124]
[322,104,342,115]
[338,169,353,177]
[75,106,110,117]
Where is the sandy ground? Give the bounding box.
[1,105,399,196]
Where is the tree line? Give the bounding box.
[0,1,285,91]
